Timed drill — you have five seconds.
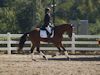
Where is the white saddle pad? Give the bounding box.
[40,30,54,38]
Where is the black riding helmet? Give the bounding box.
[45,7,51,14]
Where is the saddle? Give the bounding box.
[40,25,54,38]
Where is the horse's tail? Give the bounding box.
[18,32,29,53]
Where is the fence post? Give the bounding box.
[7,32,11,54]
[72,33,75,54]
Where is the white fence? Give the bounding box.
[0,33,100,54]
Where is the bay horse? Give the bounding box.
[18,24,73,61]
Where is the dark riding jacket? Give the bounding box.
[44,13,51,27]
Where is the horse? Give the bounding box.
[18,24,73,61]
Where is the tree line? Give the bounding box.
[0,0,100,34]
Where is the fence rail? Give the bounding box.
[0,33,100,54]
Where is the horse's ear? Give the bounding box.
[71,24,74,28]
[71,24,73,27]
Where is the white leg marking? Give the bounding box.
[64,51,70,61]
[65,51,69,57]
[40,52,48,60]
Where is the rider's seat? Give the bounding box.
[40,25,54,38]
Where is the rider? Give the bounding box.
[42,7,54,38]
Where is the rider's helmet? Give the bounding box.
[45,7,51,14]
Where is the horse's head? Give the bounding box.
[66,24,73,39]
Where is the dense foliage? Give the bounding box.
[0,0,100,34]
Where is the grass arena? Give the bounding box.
[0,55,100,75]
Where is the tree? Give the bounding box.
[0,0,100,34]
[16,0,34,33]
[0,0,7,7]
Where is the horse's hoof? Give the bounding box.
[52,54,56,57]
[43,56,48,60]
[32,59,37,61]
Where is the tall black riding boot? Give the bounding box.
[46,31,51,39]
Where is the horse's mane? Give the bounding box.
[55,24,69,29]
[55,24,67,27]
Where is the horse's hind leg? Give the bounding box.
[36,46,48,60]
[30,46,36,61]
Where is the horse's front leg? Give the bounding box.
[30,46,37,61]
[61,45,70,60]
[36,46,48,60]
[52,47,61,57]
